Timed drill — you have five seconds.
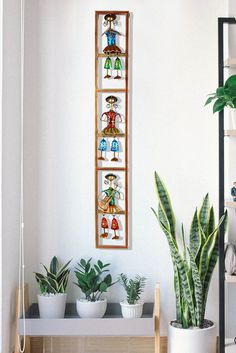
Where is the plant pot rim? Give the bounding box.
[120,300,144,306]
[169,320,215,331]
[77,298,107,304]
[38,292,67,297]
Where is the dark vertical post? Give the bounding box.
[218,17,224,353]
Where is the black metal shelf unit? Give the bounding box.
[218,17,236,353]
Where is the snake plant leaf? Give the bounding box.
[207,207,215,237]
[199,194,210,236]
[174,265,182,324]
[181,223,187,263]
[159,218,196,326]
[199,214,225,283]
[182,298,190,329]
[188,248,203,327]
[201,235,219,322]
[56,259,72,279]
[50,256,59,275]
[190,209,201,259]
[154,172,176,238]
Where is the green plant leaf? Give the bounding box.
[50,256,59,275]
[99,282,108,292]
[213,98,226,113]
[158,218,196,326]
[199,194,210,236]
[154,172,176,238]
[188,249,203,327]
[97,260,103,269]
[190,209,201,259]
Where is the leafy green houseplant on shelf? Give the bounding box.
[34,256,72,318]
[74,258,115,318]
[152,172,227,353]
[118,273,146,318]
[205,74,236,113]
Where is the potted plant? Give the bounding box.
[118,273,146,319]
[34,256,72,318]
[152,172,227,353]
[205,74,236,127]
[74,258,115,318]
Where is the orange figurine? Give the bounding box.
[111,216,119,240]
[100,215,109,238]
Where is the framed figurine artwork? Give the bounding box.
[95,11,130,249]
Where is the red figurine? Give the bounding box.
[100,96,122,136]
[111,216,119,239]
[100,215,109,238]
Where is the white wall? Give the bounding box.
[23,0,226,336]
[2,0,21,352]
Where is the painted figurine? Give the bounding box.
[231,182,236,201]
[114,57,122,79]
[98,173,122,214]
[110,138,119,161]
[100,215,109,238]
[100,96,122,135]
[104,56,112,78]
[98,138,107,160]
[103,14,122,54]
[111,216,119,239]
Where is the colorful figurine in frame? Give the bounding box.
[104,56,112,79]
[114,57,122,79]
[103,14,122,54]
[100,215,109,238]
[100,96,122,136]
[98,138,107,160]
[231,181,236,202]
[111,138,119,161]
[98,173,122,214]
[111,215,119,239]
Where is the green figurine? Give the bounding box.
[114,57,122,79]
[104,56,112,78]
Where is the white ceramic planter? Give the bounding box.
[38,293,67,319]
[76,298,107,318]
[168,321,216,353]
[229,108,236,129]
[120,301,143,319]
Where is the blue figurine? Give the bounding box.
[103,14,122,54]
[111,138,119,162]
[98,138,107,161]
[231,182,236,202]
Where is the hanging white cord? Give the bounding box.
[18,0,26,351]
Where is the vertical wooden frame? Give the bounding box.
[95,11,130,249]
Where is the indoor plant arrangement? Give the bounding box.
[74,258,115,318]
[118,273,146,319]
[152,172,227,353]
[34,256,72,318]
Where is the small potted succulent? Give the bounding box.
[34,256,72,318]
[118,273,146,319]
[74,258,115,318]
[205,74,236,127]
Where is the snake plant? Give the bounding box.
[152,172,227,328]
[35,256,72,295]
